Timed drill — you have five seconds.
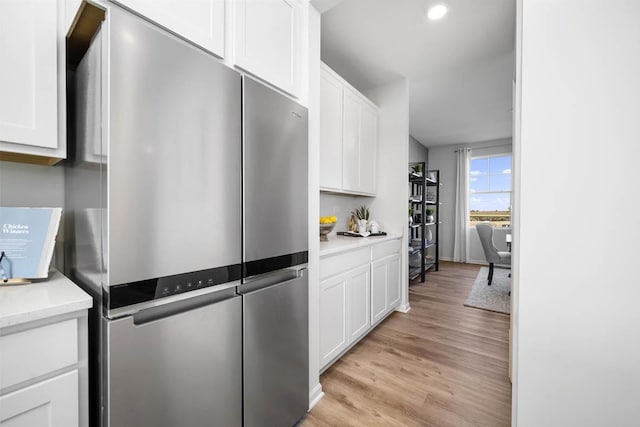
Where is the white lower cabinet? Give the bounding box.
[347,265,371,343]
[0,370,78,427]
[319,272,348,367]
[371,253,401,325]
[319,238,401,371]
[0,315,88,427]
[0,272,91,427]
[319,263,370,368]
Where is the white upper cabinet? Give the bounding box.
[233,0,301,97]
[320,63,378,196]
[341,88,361,192]
[319,70,343,190]
[0,0,65,164]
[358,102,378,195]
[114,0,225,58]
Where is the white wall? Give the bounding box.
[409,135,428,165]
[364,78,410,311]
[514,1,640,425]
[319,192,374,236]
[0,161,65,207]
[427,138,511,262]
[0,161,66,269]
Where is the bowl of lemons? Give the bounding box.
[319,216,337,241]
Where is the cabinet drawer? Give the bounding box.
[320,247,370,280]
[0,370,78,427]
[371,239,401,261]
[0,319,78,390]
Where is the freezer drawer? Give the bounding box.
[106,291,242,427]
[243,272,309,427]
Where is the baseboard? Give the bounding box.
[308,383,324,410]
[395,303,411,313]
[440,256,453,262]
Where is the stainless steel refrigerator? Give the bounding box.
[66,4,242,427]
[67,4,309,427]
[239,77,309,427]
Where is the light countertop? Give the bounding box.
[320,233,402,257]
[0,269,93,329]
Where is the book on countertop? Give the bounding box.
[0,207,62,281]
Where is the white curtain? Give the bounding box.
[453,147,470,263]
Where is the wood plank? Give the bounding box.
[303,261,511,427]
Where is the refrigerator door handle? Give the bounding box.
[239,267,307,294]
[133,288,238,325]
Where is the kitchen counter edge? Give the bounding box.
[319,234,402,258]
[0,269,93,329]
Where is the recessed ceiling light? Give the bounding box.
[426,4,448,20]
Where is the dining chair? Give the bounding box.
[476,223,511,285]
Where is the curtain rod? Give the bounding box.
[454,143,512,152]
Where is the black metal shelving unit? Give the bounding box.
[409,163,440,282]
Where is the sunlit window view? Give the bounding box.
[469,155,512,227]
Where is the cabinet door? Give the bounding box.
[0,0,61,157]
[371,258,388,324]
[234,0,301,96]
[359,102,378,195]
[319,69,343,190]
[347,265,371,343]
[319,273,348,368]
[341,88,361,192]
[115,0,225,58]
[0,370,78,427]
[386,254,401,309]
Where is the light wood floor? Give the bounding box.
[303,261,511,427]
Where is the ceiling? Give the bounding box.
[319,0,516,147]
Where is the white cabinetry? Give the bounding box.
[0,371,78,427]
[347,264,371,343]
[319,238,401,371]
[320,63,378,195]
[319,69,343,189]
[358,102,378,195]
[319,272,348,367]
[371,254,401,324]
[371,239,402,324]
[0,271,92,427]
[0,317,86,427]
[0,0,66,164]
[114,0,225,58]
[233,0,302,97]
[113,0,304,97]
[319,247,370,369]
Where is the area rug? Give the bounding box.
[464,267,511,314]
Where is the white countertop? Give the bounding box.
[320,233,402,257]
[0,270,93,329]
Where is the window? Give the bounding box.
[469,154,512,227]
